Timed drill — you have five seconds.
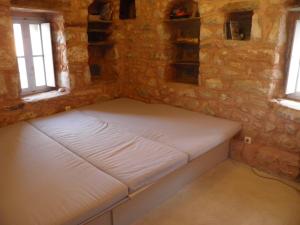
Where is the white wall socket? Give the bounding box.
[244,137,252,144]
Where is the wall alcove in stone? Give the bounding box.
[164,0,200,85]
[119,0,136,20]
[225,11,254,41]
[87,0,118,82]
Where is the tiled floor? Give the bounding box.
[134,160,300,225]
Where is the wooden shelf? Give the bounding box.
[164,17,200,23]
[173,40,199,46]
[88,29,112,34]
[88,19,113,24]
[174,77,198,85]
[165,2,200,85]
[171,61,199,66]
[89,41,115,47]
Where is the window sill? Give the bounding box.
[22,90,69,103]
[272,98,300,111]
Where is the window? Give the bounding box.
[13,18,55,95]
[286,19,300,100]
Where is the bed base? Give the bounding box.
[83,141,230,225]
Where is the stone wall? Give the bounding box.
[0,0,19,100]
[0,0,121,125]
[0,0,299,179]
[116,0,300,179]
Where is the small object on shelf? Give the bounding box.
[225,11,253,41]
[88,0,113,21]
[230,21,241,40]
[170,6,190,19]
[169,1,199,19]
[99,2,113,21]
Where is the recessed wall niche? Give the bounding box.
[88,0,118,82]
[165,0,200,85]
[119,0,136,20]
[225,11,253,41]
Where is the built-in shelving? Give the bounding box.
[165,1,200,85]
[88,0,117,81]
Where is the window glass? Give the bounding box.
[287,20,300,95]
[13,24,25,57]
[33,56,46,86]
[29,24,43,56]
[17,58,29,89]
[41,23,55,87]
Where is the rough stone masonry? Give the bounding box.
[0,0,299,179]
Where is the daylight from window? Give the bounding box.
[13,20,55,94]
[286,20,300,97]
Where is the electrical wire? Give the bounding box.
[231,160,300,194]
[250,167,300,194]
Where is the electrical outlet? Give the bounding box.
[244,136,252,144]
[65,106,71,111]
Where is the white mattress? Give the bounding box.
[0,122,128,225]
[30,111,188,193]
[79,98,242,160]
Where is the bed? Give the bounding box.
[0,98,241,225]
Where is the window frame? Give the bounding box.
[286,12,300,101]
[288,92,300,101]
[13,16,56,96]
